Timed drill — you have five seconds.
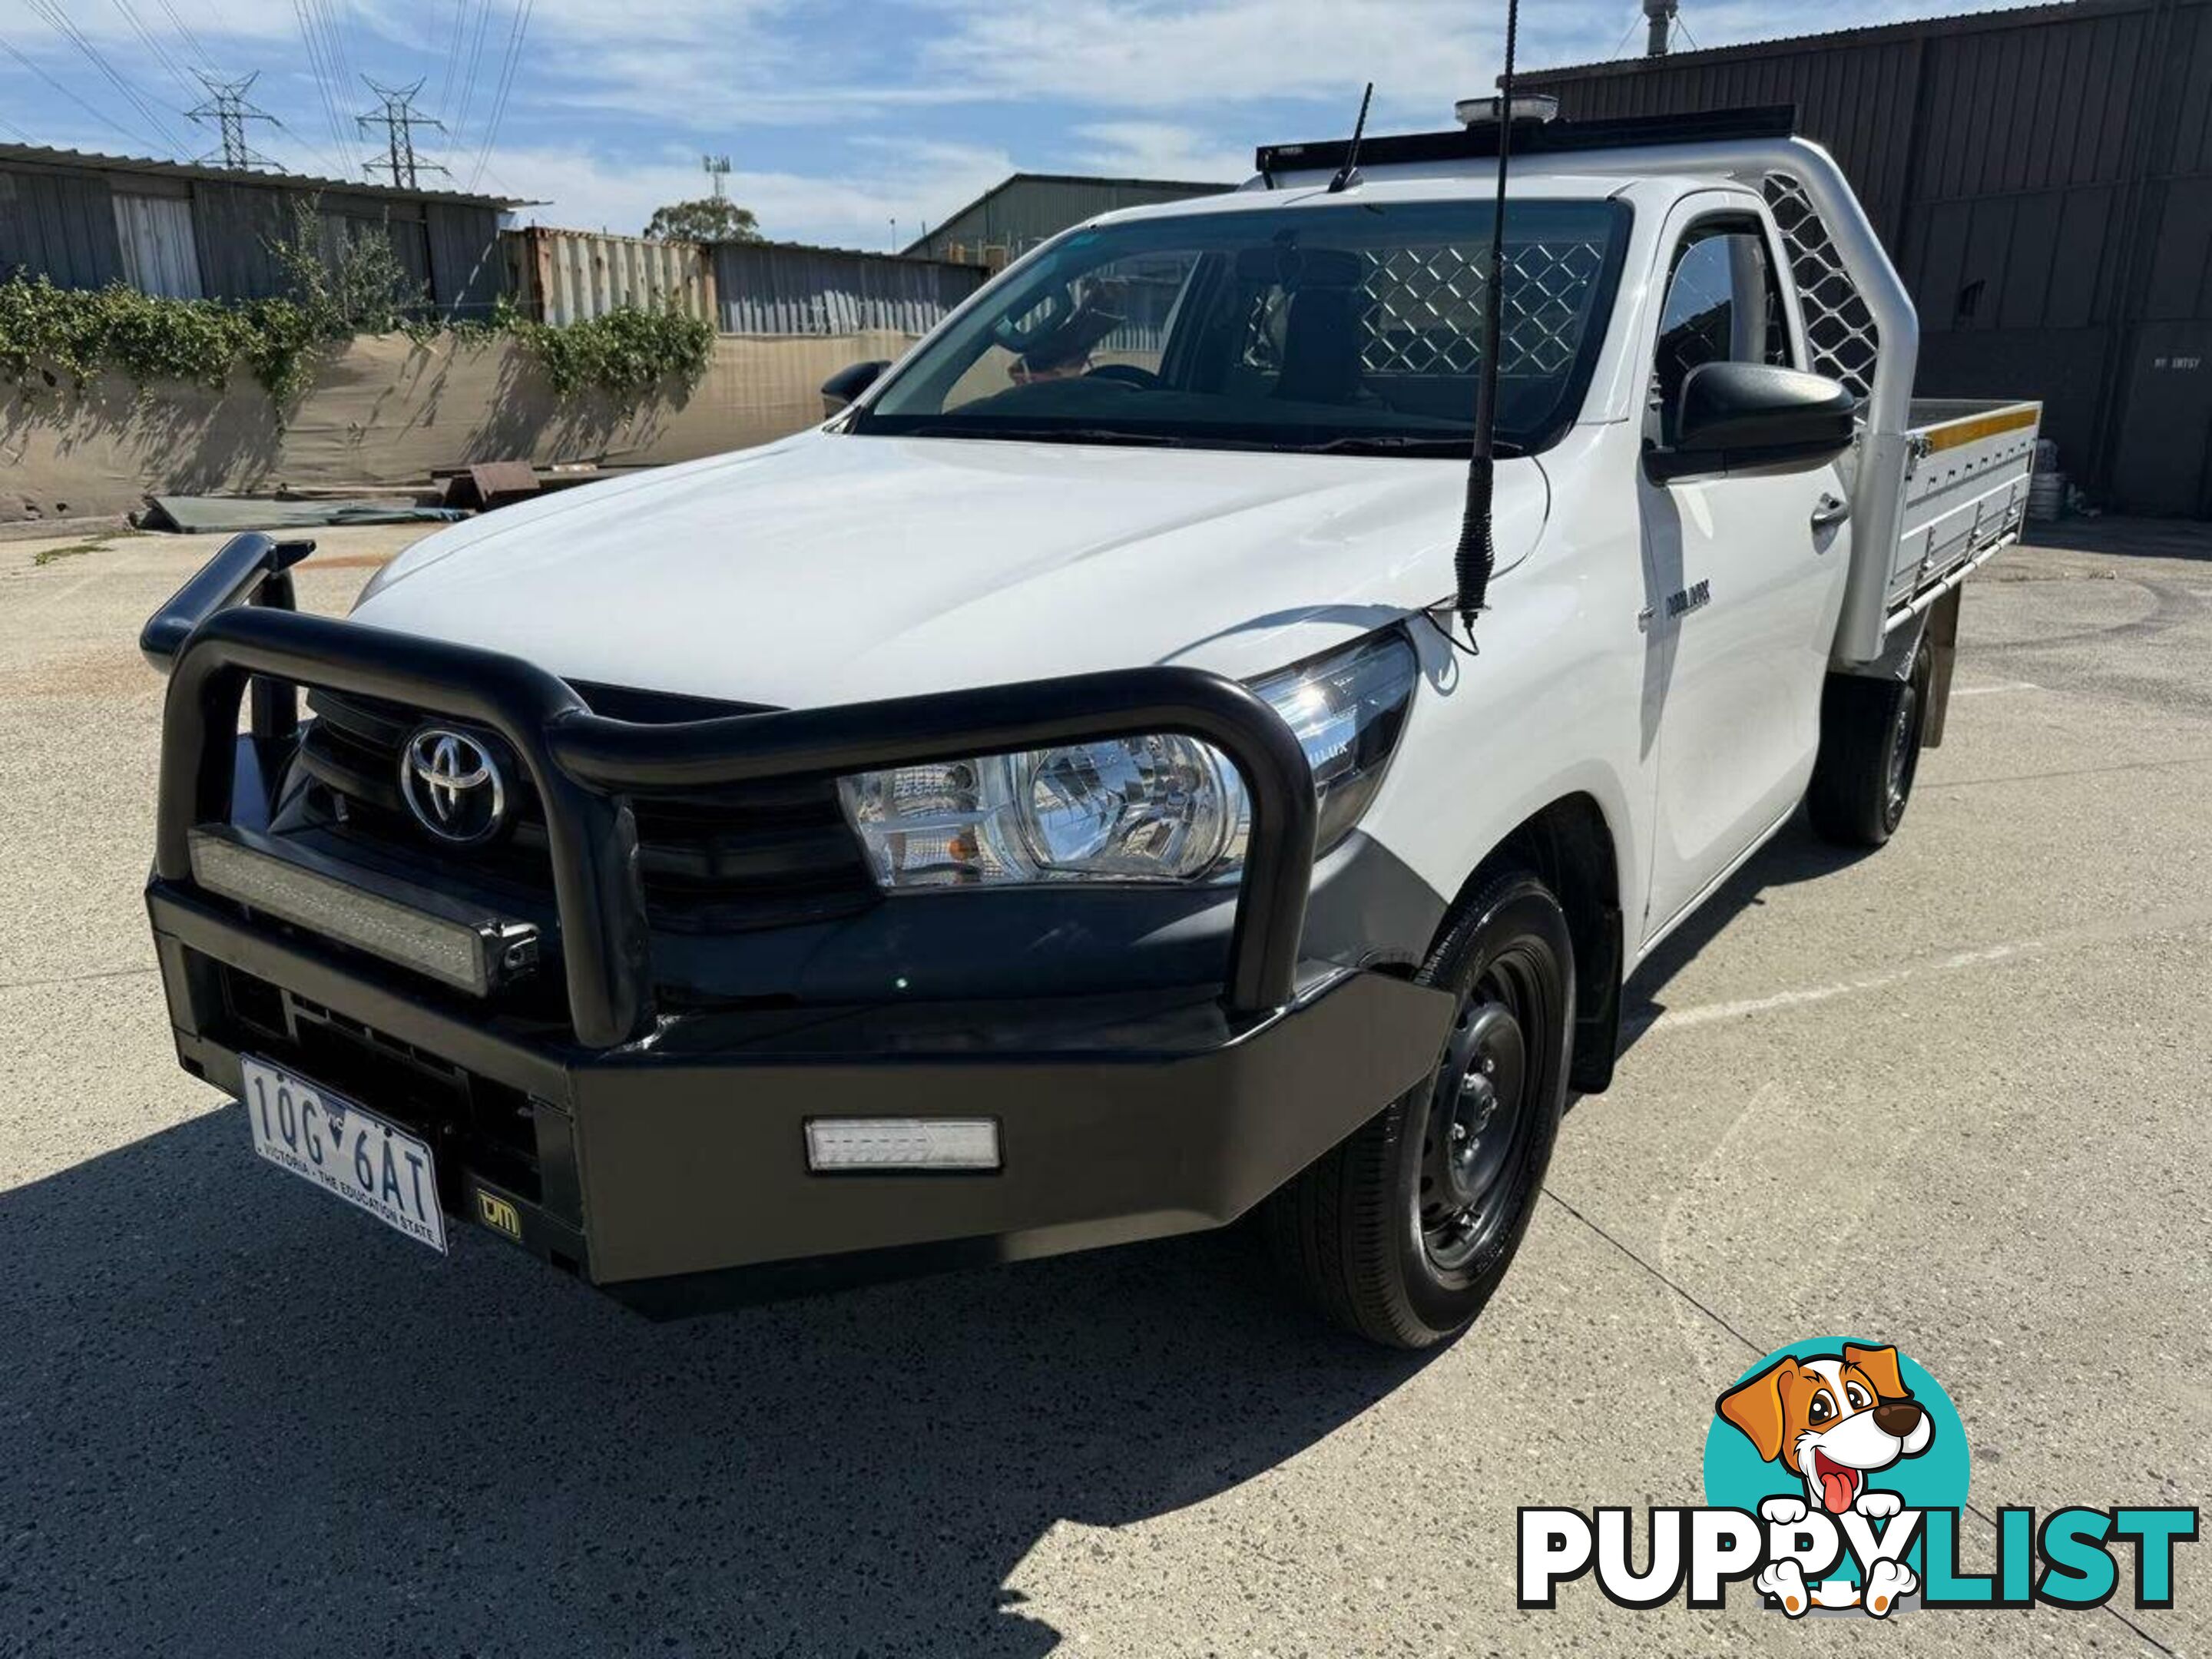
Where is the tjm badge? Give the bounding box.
[1519,1336,2197,1618]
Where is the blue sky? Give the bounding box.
[1,0,2048,248]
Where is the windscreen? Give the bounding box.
[857,198,1628,456]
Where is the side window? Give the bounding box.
[1651,222,1791,443]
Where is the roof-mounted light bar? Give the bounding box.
[1454,92,1559,127]
[1253,104,1797,179]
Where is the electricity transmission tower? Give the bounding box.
[702,154,731,199]
[356,79,448,189]
[187,72,281,171]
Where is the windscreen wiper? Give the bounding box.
[1299,435,1527,457]
[906,425,1283,452]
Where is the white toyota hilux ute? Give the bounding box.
[140,106,2038,1347]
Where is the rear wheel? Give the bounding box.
[1807,636,1934,848]
[1266,869,1575,1349]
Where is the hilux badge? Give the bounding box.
[400,727,507,844]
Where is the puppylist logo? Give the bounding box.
[1520,1337,2197,1619]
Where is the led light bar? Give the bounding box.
[188,826,538,997]
[804,1118,1002,1173]
[1454,92,1560,127]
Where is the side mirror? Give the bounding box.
[820,359,889,416]
[1649,363,1857,482]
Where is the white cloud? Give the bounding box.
[912,0,1604,115]
[0,0,2074,220]
[488,134,1016,250]
[1067,121,1247,183]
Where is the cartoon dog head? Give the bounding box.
[1717,1343,1934,1515]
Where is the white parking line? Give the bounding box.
[1951,680,2042,696]
[1636,897,2212,1033]
[13,568,104,617]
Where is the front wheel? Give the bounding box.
[1265,869,1575,1349]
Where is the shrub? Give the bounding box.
[0,197,715,415]
[505,303,715,401]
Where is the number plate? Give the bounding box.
[240,1056,448,1253]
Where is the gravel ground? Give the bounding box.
[1,519,2204,1657]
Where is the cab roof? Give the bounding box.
[1070,171,1696,236]
[1254,104,1796,180]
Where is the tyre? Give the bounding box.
[1266,868,1575,1349]
[1806,636,1933,849]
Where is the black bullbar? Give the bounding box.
[147,533,1322,1045]
[141,533,1463,1303]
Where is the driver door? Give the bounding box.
[1637,203,1853,942]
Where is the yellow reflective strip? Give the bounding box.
[1921,406,2041,453]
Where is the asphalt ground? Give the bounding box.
[1,519,2205,1657]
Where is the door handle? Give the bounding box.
[1811,492,1852,530]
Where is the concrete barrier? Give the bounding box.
[0,327,917,524]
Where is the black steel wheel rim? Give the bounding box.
[1418,949,1543,1274]
[1886,679,1922,820]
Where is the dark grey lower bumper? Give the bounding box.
[151,881,1455,1313]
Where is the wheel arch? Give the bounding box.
[1435,791,1626,1095]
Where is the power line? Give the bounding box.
[317,0,363,123]
[467,0,533,192]
[290,0,353,163]
[472,157,521,199]
[151,0,224,78]
[356,77,448,189]
[194,0,259,85]
[267,114,347,181]
[108,0,200,104]
[433,0,470,120]
[22,0,188,154]
[188,71,281,170]
[449,0,498,154]
[0,34,159,150]
[302,0,359,158]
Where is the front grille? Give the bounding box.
[296,681,879,935]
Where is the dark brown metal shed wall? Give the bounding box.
[0,164,124,288]
[425,204,506,317]
[1534,34,1926,241]
[4,158,509,318]
[1522,0,2212,515]
[188,180,293,300]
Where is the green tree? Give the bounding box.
[641,197,763,243]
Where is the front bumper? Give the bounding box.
[151,878,1452,1310]
[140,535,1455,1310]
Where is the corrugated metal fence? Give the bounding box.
[504,230,989,337]
[508,227,717,326]
[712,242,985,335]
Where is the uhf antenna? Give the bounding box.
[1454,0,1522,642]
[1327,82,1375,194]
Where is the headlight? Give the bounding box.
[838,630,1419,890]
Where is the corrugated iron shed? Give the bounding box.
[902,172,1230,264]
[1519,0,2212,516]
[0,142,528,317]
[0,142,525,208]
[716,242,985,336]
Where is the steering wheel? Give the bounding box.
[1085,364,1164,389]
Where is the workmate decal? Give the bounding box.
[1517,1337,2197,1618]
